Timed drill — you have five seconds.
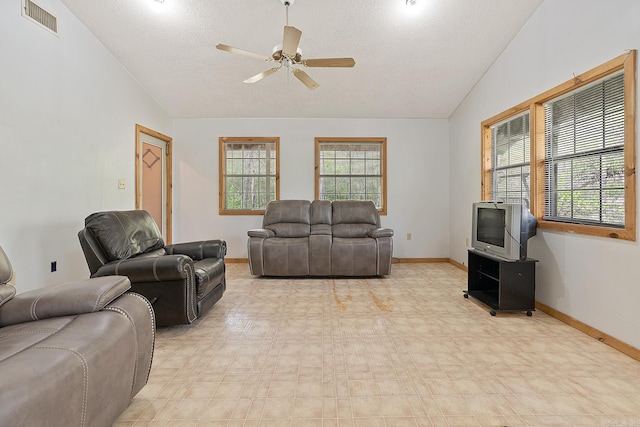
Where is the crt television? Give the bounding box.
[471,202,537,261]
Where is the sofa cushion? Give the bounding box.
[263,237,310,276]
[331,200,380,226]
[266,223,311,238]
[84,210,165,261]
[263,200,311,226]
[332,223,377,238]
[193,258,225,299]
[331,237,378,276]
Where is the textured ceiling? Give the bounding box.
[59,0,543,119]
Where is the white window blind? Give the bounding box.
[544,71,625,227]
[490,112,531,207]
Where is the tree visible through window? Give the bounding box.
[219,137,279,215]
[315,137,387,214]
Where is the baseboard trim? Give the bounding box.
[535,301,640,362]
[393,257,449,263]
[229,257,451,264]
[225,258,248,263]
[448,258,467,271]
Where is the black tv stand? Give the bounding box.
[464,249,537,316]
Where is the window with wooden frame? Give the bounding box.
[315,137,387,214]
[481,50,636,240]
[219,137,279,215]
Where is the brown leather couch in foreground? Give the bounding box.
[248,200,394,276]
[0,245,154,426]
[78,210,226,326]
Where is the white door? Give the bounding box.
[136,125,172,242]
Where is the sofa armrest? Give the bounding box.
[0,276,130,327]
[248,229,275,238]
[93,255,193,282]
[165,240,227,260]
[370,228,394,238]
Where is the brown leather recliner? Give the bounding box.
[78,210,226,326]
[0,245,154,426]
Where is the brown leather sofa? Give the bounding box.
[248,200,394,276]
[78,210,226,326]
[0,245,154,426]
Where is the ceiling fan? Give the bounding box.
[216,0,355,90]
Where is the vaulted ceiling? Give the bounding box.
[60,0,543,119]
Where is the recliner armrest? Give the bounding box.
[370,228,394,238]
[165,240,227,260]
[248,229,275,238]
[93,255,193,282]
[0,276,131,327]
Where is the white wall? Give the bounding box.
[172,118,450,260]
[449,0,640,349]
[0,0,172,291]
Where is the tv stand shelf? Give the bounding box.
[464,249,537,316]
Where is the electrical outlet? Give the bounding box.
[407,233,412,240]
[118,179,125,189]
[465,238,470,247]
[50,261,57,272]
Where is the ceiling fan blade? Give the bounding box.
[282,26,302,57]
[216,44,270,61]
[304,58,356,68]
[292,68,319,90]
[243,67,281,84]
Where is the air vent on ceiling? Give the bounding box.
[22,0,58,35]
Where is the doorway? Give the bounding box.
[136,124,172,243]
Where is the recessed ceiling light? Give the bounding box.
[406,0,416,5]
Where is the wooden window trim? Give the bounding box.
[315,137,388,215]
[481,50,636,241]
[219,136,280,215]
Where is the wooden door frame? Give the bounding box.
[135,124,173,244]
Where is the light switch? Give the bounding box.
[118,179,125,189]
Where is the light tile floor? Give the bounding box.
[116,263,640,426]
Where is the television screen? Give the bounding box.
[476,207,505,247]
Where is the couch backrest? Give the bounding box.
[310,200,332,235]
[263,200,311,237]
[331,200,380,238]
[310,200,332,225]
[83,210,165,262]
